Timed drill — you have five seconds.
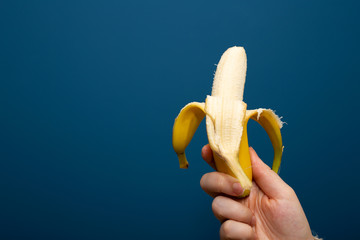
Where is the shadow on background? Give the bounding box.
[1,0,359,239]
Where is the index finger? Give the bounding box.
[201,144,217,170]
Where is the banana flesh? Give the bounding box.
[172,47,283,197]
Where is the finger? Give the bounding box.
[220,220,256,240]
[212,196,254,225]
[250,147,294,199]
[200,172,244,198]
[201,144,216,170]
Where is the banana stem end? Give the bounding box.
[177,153,189,169]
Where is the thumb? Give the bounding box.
[250,147,292,199]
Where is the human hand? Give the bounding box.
[200,145,315,240]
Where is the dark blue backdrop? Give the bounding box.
[1,1,359,239]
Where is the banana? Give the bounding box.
[172,47,284,197]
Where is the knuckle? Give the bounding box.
[285,186,296,198]
[200,174,208,189]
[212,196,224,217]
[220,220,233,239]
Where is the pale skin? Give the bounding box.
[200,145,314,240]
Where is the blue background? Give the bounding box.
[1,0,359,239]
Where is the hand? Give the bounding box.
[200,145,314,240]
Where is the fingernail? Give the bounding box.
[232,182,244,195]
[251,216,256,226]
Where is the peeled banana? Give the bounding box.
[172,47,284,197]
